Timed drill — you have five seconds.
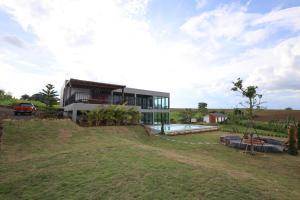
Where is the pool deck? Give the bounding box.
[146,125,219,136]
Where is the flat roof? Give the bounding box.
[66,78,126,90]
[114,87,169,97]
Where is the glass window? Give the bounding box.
[165,97,169,109]
[148,97,153,109]
[162,97,166,109]
[142,112,153,124]
[113,94,122,105]
[154,97,157,109]
[154,96,162,109]
[154,112,169,124]
[136,96,142,106]
[124,94,135,105]
[154,96,169,109]
[142,98,146,108]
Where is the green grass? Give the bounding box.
[1,120,300,199]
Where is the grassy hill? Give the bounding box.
[1,119,300,199]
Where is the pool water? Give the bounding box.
[148,124,217,134]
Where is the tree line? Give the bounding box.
[0,84,59,108]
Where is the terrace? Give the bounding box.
[63,78,126,106]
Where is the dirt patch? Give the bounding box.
[58,129,72,143]
[254,110,300,122]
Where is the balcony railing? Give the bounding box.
[64,92,112,106]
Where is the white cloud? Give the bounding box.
[252,7,300,32]
[181,4,261,44]
[196,0,207,9]
[245,36,300,91]
[181,4,300,46]
[0,0,210,100]
[0,1,299,109]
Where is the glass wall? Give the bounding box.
[113,93,122,104]
[154,96,169,109]
[136,95,152,109]
[113,93,135,105]
[154,97,161,109]
[141,112,153,124]
[154,112,169,124]
[124,94,135,105]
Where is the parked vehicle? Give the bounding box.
[14,103,37,115]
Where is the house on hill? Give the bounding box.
[203,113,227,123]
[60,78,170,124]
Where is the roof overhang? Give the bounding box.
[66,78,126,90]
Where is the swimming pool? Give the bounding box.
[148,124,218,135]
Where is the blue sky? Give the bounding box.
[0,0,299,109]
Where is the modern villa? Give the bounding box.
[60,78,170,124]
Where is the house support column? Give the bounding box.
[72,109,77,122]
[152,112,155,125]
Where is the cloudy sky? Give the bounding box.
[0,0,299,109]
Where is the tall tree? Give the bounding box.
[231,78,262,119]
[198,102,208,114]
[41,84,59,107]
[231,78,263,155]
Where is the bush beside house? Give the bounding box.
[82,105,141,126]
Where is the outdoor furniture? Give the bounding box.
[221,135,284,153]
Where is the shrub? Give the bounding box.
[85,105,140,126]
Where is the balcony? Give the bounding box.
[64,92,112,106]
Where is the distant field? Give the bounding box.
[171,108,300,122]
[1,119,300,199]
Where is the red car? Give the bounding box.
[14,103,37,115]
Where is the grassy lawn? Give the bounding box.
[1,119,300,199]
